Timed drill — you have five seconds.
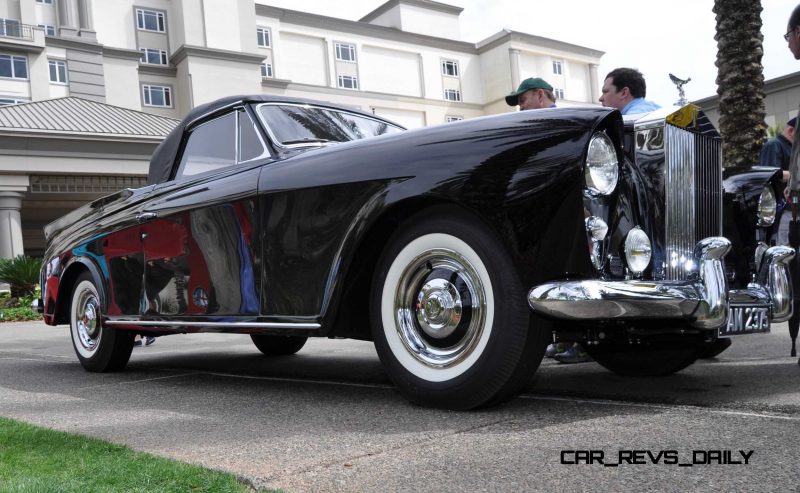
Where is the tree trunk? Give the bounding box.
[714,0,766,167]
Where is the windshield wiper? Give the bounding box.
[281,138,336,145]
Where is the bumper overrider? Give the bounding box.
[528,237,795,330]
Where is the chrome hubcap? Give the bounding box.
[395,248,485,368]
[416,278,462,339]
[75,291,100,352]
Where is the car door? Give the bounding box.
[138,107,270,320]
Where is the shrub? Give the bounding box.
[0,307,40,322]
[0,256,42,298]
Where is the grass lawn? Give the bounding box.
[0,417,261,492]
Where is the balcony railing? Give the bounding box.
[0,20,34,41]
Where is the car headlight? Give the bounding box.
[757,185,776,227]
[584,132,618,196]
[624,227,652,275]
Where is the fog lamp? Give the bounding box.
[625,227,652,275]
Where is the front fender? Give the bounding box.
[722,165,783,288]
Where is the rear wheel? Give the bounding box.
[69,272,134,372]
[250,334,307,356]
[586,342,701,377]
[370,210,547,410]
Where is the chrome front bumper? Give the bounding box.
[528,237,795,330]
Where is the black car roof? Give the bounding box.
[147,95,402,185]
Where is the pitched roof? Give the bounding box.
[0,97,179,139]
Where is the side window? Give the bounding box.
[238,110,266,162]
[176,112,236,178]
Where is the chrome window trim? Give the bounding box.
[236,107,271,163]
[175,107,271,179]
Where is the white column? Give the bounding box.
[57,0,79,37]
[77,0,97,40]
[0,193,24,259]
[509,48,521,90]
[322,38,332,87]
[418,53,426,98]
[589,63,600,104]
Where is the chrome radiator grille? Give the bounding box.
[664,124,722,280]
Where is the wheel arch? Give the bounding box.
[327,197,509,340]
[54,257,105,325]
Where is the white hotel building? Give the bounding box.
[0,0,604,258]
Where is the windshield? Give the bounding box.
[258,104,404,147]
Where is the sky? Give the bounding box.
[261,0,800,107]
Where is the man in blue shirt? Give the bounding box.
[760,118,795,245]
[600,67,661,115]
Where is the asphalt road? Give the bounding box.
[1,320,800,492]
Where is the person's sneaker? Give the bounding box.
[554,344,593,364]
[133,339,142,347]
[544,342,567,358]
[144,336,156,346]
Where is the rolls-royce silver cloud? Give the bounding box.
[38,96,793,409]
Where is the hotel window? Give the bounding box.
[257,27,271,48]
[441,60,459,77]
[0,97,28,106]
[140,48,168,65]
[335,42,356,62]
[0,54,28,79]
[444,89,461,102]
[0,19,21,37]
[38,24,56,36]
[337,75,358,90]
[142,84,172,107]
[261,62,273,78]
[554,88,565,99]
[552,60,563,75]
[48,59,67,83]
[136,8,165,32]
[446,115,463,122]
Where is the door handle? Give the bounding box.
[137,212,158,223]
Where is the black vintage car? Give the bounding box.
[39,96,793,410]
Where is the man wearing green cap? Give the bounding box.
[507,77,592,364]
[505,77,557,110]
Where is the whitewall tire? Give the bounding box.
[370,209,547,409]
[69,271,134,372]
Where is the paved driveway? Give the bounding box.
[1,321,799,491]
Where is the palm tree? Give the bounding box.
[713,0,766,167]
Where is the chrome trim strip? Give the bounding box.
[104,320,321,329]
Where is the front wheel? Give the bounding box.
[69,272,134,372]
[586,342,701,377]
[370,210,547,410]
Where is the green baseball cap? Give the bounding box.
[505,77,554,106]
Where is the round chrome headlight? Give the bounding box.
[757,185,776,227]
[585,132,618,196]
[624,227,652,275]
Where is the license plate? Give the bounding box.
[720,305,770,336]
